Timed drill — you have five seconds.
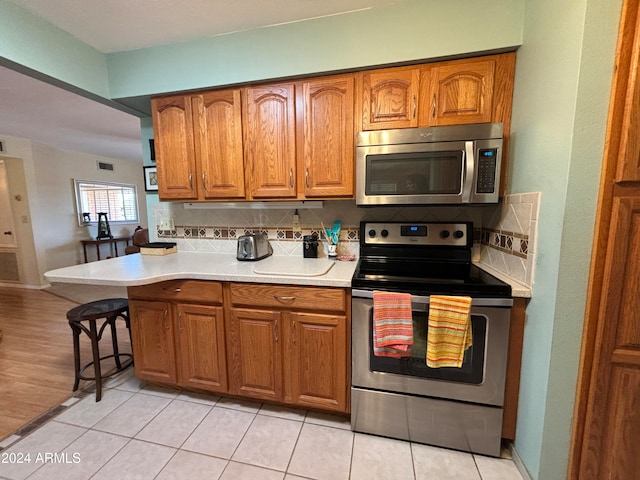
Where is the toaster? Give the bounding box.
[236,233,273,261]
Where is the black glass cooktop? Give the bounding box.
[352,260,512,298]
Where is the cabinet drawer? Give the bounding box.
[229,283,346,313]
[128,280,223,304]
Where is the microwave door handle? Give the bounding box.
[462,141,475,203]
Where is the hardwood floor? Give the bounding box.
[0,287,131,441]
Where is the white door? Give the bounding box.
[0,160,17,248]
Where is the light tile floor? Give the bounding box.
[0,370,524,480]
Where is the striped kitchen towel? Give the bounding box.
[373,291,413,358]
[426,295,473,368]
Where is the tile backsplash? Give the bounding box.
[150,200,485,258]
[478,192,540,289]
[149,197,539,290]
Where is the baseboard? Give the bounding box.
[0,282,46,290]
[511,444,534,480]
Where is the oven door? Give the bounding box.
[351,292,512,406]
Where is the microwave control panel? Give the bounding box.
[476,149,498,194]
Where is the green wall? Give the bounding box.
[0,0,109,98]
[106,0,524,99]
[508,0,621,478]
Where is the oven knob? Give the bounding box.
[454,230,465,239]
[440,230,450,239]
[368,229,376,238]
[381,229,389,238]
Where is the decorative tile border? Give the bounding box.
[482,227,529,259]
[158,225,360,243]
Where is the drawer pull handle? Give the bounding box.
[274,295,296,303]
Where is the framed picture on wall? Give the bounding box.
[144,166,158,192]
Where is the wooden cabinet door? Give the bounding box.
[422,60,495,126]
[300,76,355,197]
[193,90,246,198]
[361,68,420,130]
[175,303,227,393]
[286,312,348,412]
[151,95,198,200]
[129,299,177,384]
[243,83,297,198]
[226,307,282,401]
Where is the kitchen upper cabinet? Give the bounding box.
[193,90,246,198]
[151,95,198,200]
[299,75,355,197]
[243,83,297,199]
[152,90,245,201]
[358,55,512,131]
[421,59,495,126]
[360,67,420,130]
[129,299,178,384]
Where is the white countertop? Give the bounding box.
[473,261,532,298]
[44,252,358,288]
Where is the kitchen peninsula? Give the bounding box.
[45,252,357,414]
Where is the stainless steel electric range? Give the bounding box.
[351,221,513,457]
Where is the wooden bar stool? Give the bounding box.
[67,298,133,401]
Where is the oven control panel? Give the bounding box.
[362,222,471,247]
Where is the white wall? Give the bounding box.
[31,144,148,272]
[0,133,148,286]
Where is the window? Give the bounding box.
[74,179,139,225]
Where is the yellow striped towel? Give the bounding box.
[426,295,472,368]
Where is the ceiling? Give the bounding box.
[1,0,400,163]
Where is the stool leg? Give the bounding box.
[108,315,122,369]
[89,319,103,402]
[70,323,81,392]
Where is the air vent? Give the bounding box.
[97,161,114,171]
[0,252,19,282]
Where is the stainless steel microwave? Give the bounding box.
[356,123,503,205]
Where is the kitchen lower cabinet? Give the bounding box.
[176,303,227,392]
[128,280,350,413]
[226,307,282,401]
[128,281,228,394]
[226,283,350,413]
[287,311,348,412]
[129,299,177,384]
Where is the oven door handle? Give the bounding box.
[351,289,513,307]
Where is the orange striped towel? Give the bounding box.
[373,291,413,358]
[426,295,472,368]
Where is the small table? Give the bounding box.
[81,236,131,263]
